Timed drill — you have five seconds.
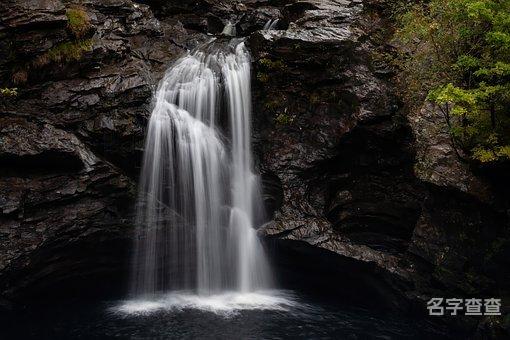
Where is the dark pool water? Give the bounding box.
[0,290,449,339]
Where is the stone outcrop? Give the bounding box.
[410,102,493,202]
[0,117,133,301]
[249,0,420,295]
[248,0,509,333]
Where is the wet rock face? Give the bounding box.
[0,117,134,301]
[406,104,510,299]
[0,0,183,175]
[250,0,409,255]
[410,103,493,202]
[0,0,67,28]
[0,0,198,303]
[137,0,235,34]
[246,0,425,311]
[249,0,510,321]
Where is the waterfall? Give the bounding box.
[131,41,271,297]
[221,21,237,37]
[263,19,279,30]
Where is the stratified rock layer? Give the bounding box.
[0,0,186,302]
[248,0,509,331]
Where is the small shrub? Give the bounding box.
[0,87,18,97]
[66,7,91,39]
[264,99,280,110]
[32,53,50,68]
[394,0,510,164]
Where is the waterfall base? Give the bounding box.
[111,290,298,316]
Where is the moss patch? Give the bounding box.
[0,87,18,97]
[264,98,280,110]
[275,113,294,125]
[9,38,93,83]
[309,92,320,105]
[66,7,91,39]
[47,39,93,63]
[259,58,287,71]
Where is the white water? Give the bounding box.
[112,290,300,317]
[130,41,271,298]
[222,21,237,36]
[263,19,279,30]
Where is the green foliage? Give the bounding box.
[262,92,294,125]
[9,38,92,84]
[48,7,92,63]
[6,6,92,86]
[43,7,93,65]
[275,113,294,125]
[256,58,287,83]
[258,58,287,71]
[395,0,510,163]
[66,7,91,39]
[0,87,18,97]
[47,39,93,63]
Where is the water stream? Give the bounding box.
[130,40,272,301]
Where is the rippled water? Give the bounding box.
[111,290,296,316]
[1,290,449,339]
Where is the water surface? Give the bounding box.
[1,290,449,339]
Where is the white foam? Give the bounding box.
[110,290,299,317]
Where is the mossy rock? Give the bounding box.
[66,7,91,39]
[47,39,93,63]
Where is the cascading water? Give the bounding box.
[130,40,272,298]
[263,19,279,30]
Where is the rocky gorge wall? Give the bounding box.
[1,0,509,336]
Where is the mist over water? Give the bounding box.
[112,290,300,317]
[130,40,272,299]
